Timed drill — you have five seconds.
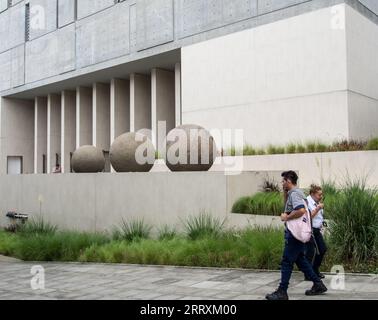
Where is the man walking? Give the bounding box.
[265,171,327,300]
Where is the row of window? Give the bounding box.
[1,0,127,42]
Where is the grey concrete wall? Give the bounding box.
[0,45,25,91]
[29,0,58,41]
[76,86,92,148]
[151,68,175,149]
[137,0,174,50]
[25,23,75,83]
[130,74,151,132]
[0,97,34,175]
[110,78,130,144]
[359,0,378,14]
[5,0,378,97]
[0,1,25,54]
[0,0,7,13]
[61,90,76,173]
[76,1,130,68]
[47,94,61,173]
[34,96,47,174]
[93,83,110,152]
[76,0,115,20]
[0,171,282,232]
[58,0,76,28]
[175,0,258,39]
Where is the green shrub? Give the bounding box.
[231,196,250,214]
[243,145,256,156]
[267,145,285,155]
[285,143,297,154]
[183,212,225,240]
[79,227,284,270]
[157,225,177,240]
[327,178,378,264]
[366,138,378,151]
[232,192,283,216]
[114,218,152,242]
[305,141,317,153]
[315,142,328,153]
[256,148,266,155]
[0,230,21,256]
[19,216,57,236]
[12,231,109,261]
[296,144,306,153]
[247,192,283,216]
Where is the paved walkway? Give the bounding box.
[0,259,377,300]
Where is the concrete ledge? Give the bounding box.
[151,151,378,188]
[227,213,283,230]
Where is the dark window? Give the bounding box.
[42,154,46,174]
[25,3,30,41]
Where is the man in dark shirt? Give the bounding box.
[265,171,327,300]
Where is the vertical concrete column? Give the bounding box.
[130,73,151,133]
[93,83,110,152]
[110,78,130,143]
[61,90,76,173]
[76,87,93,149]
[175,62,182,126]
[47,94,61,174]
[34,97,47,174]
[151,68,175,150]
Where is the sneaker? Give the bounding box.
[265,288,289,300]
[305,281,328,296]
[317,273,325,279]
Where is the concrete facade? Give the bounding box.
[0,0,376,180]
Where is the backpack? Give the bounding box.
[286,200,312,243]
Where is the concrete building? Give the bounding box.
[0,0,378,175]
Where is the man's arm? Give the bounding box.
[282,208,306,221]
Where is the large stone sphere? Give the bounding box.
[110,132,156,172]
[165,124,217,172]
[72,145,105,173]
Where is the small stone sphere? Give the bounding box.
[71,145,105,173]
[110,132,156,172]
[165,124,217,172]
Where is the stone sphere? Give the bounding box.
[110,132,156,172]
[72,145,105,173]
[165,124,217,172]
